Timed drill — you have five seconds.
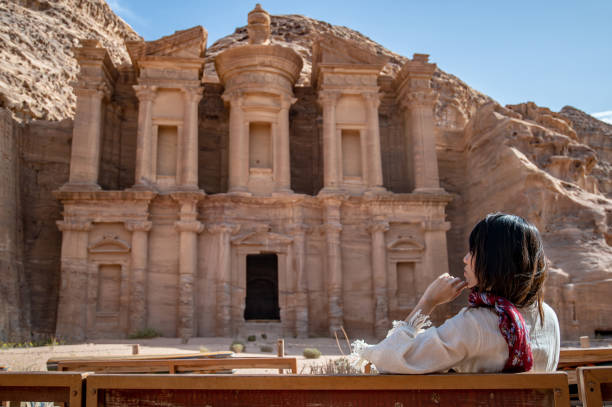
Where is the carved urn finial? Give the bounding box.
[247,3,271,45]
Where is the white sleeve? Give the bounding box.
[353,308,484,374]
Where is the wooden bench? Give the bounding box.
[559,347,612,369]
[47,351,232,371]
[558,347,612,389]
[0,372,88,407]
[85,372,571,407]
[577,366,612,406]
[57,356,298,374]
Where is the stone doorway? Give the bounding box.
[244,253,280,320]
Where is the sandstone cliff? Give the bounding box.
[0,0,140,121]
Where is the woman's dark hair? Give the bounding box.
[469,213,547,321]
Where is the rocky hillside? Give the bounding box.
[0,0,140,121]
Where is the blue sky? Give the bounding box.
[108,0,612,123]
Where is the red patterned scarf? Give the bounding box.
[468,289,533,372]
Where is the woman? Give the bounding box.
[352,213,560,373]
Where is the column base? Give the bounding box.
[227,189,252,197]
[174,184,204,192]
[129,179,157,192]
[317,187,343,197]
[271,188,293,197]
[59,182,101,192]
[413,187,445,194]
[364,186,388,197]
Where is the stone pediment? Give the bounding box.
[387,237,424,252]
[88,235,131,254]
[126,26,207,65]
[312,34,388,86]
[231,230,293,246]
[313,34,388,67]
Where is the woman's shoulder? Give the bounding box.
[446,306,499,329]
[520,301,559,325]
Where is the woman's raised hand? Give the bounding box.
[421,273,468,307]
[405,273,468,322]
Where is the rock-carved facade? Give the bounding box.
[54,5,451,340]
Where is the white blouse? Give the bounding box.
[352,302,560,374]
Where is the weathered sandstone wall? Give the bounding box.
[20,118,72,338]
[0,108,30,341]
[560,106,612,197]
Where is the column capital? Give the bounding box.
[287,223,310,235]
[175,220,205,234]
[367,221,389,234]
[320,222,342,235]
[421,219,451,232]
[320,194,344,209]
[182,86,203,104]
[363,92,382,109]
[125,220,152,232]
[57,219,92,232]
[221,90,244,106]
[401,89,438,109]
[133,84,158,101]
[317,90,341,107]
[73,81,111,100]
[280,94,298,110]
[207,222,240,235]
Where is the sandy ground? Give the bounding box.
[2,336,610,374]
[0,337,355,373]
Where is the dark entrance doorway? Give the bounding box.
[244,253,280,320]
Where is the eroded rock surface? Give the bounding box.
[0,0,139,121]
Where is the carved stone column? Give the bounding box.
[173,197,204,339]
[108,104,123,188]
[421,219,451,294]
[182,87,203,189]
[318,91,340,191]
[289,223,309,337]
[368,220,389,338]
[363,92,385,190]
[55,219,92,341]
[277,95,297,193]
[322,198,343,335]
[405,90,441,192]
[125,220,152,335]
[208,223,239,336]
[67,86,108,189]
[133,85,158,187]
[223,92,249,193]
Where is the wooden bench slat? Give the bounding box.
[101,388,555,407]
[58,357,298,374]
[0,372,88,407]
[58,357,297,373]
[0,387,69,403]
[578,366,612,406]
[558,347,612,368]
[86,373,571,407]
